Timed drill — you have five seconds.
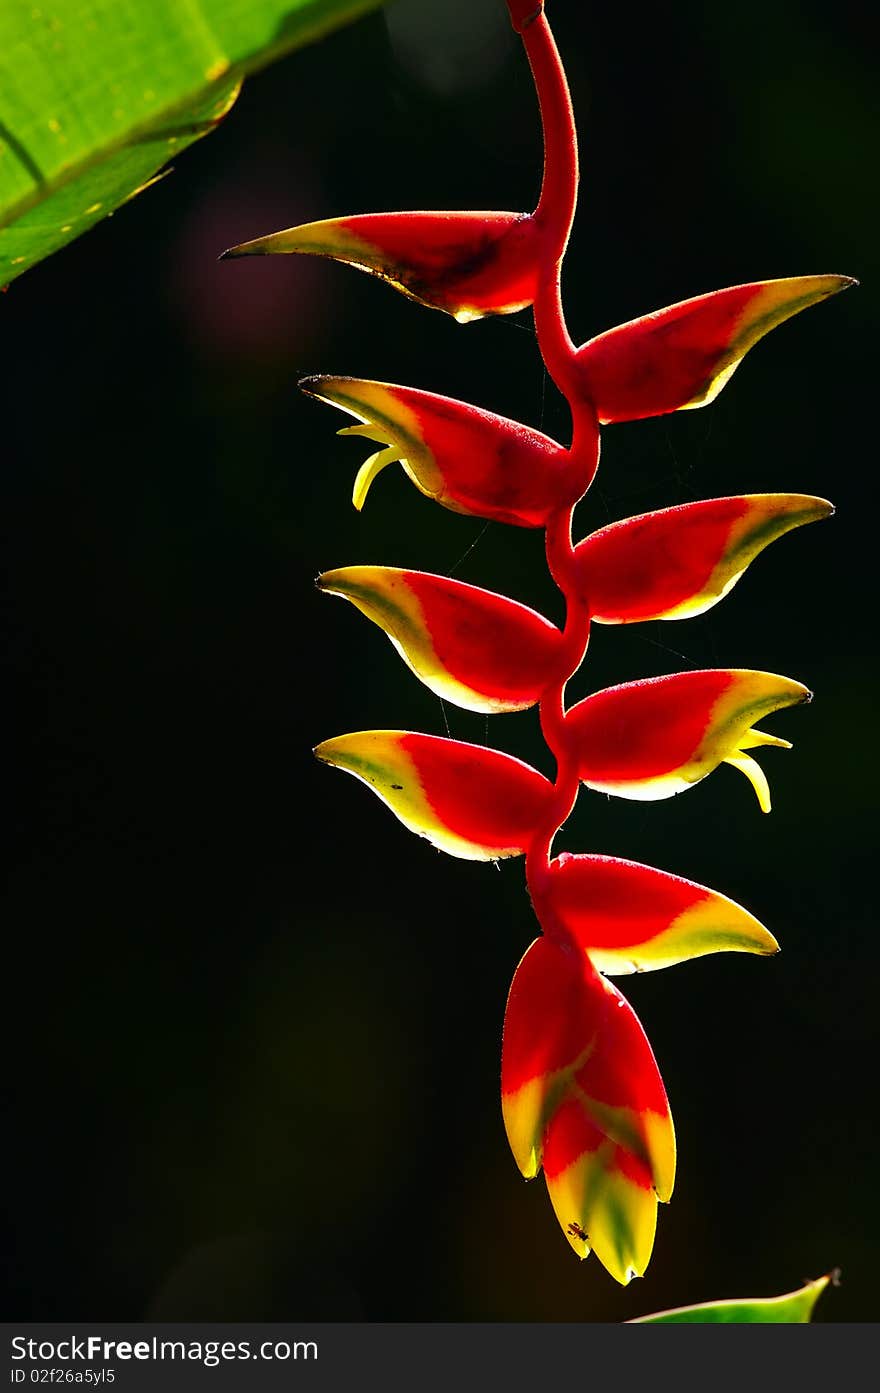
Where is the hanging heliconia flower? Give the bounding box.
[224,0,853,1284]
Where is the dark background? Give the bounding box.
[3,0,876,1322]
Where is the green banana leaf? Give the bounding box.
[0,0,384,287]
[630,1273,834,1324]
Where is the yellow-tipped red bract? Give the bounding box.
[317,567,565,713]
[566,669,811,812]
[574,494,833,624]
[221,210,543,323]
[301,375,588,527]
[543,852,778,974]
[501,936,675,1282]
[574,276,855,423]
[314,731,553,861]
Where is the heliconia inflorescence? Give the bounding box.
[224,0,854,1284]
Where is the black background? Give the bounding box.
[3,0,877,1321]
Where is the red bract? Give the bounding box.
[317,567,566,713]
[226,0,851,1283]
[566,669,811,812]
[541,853,777,974]
[574,494,833,623]
[222,211,543,323]
[300,374,592,526]
[314,731,553,861]
[574,277,854,423]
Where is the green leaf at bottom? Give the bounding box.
[630,1273,833,1324]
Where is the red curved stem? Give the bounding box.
[532,264,578,407]
[523,13,593,433]
[525,502,591,921]
[520,12,598,937]
[525,13,579,256]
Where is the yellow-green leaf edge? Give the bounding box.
[629,1273,833,1324]
[0,0,386,286]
